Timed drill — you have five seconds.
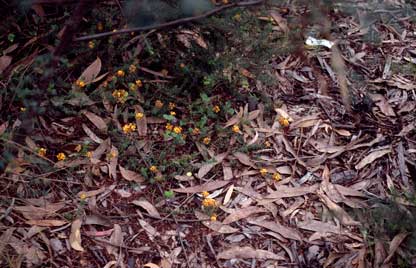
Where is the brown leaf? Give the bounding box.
[270,11,289,33]
[0,55,12,74]
[26,219,67,227]
[69,219,84,251]
[83,111,107,132]
[218,246,284,260]
[194,211,238,234]
[263,184,319,199]
[223,184,234,205]
[197,152,227,179]
[233,152,256,168]
[78,57,102,84]
[0,228,14,256]
[119,165,145,183]
[355,149,390,170]
[173,180,230,193]
[82,123,104,144]
[383,233,409,264]
[0,121,8,135]
[317,190,360,226]
[248,219,302,241]
[223,206,266,224]
[132,199,161,219]
[107,224,123,256]
[15,202,66,220]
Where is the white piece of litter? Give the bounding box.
[305,36,334,49]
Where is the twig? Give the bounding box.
[75,0,265,41]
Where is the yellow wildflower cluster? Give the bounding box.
[203,137,211,145]
[166,123,173,131]
[112,89,128,103]
[129,64,137,73]
[135,112,144,120]
[116,70,125,77]
[149,165,158,173]
[212,105,220,113]
[278,116,290,127]
[20,107,26,112]
[202,191,209,198]
[37,148,47,157]
[86,151,93,158]
[210,214,217,221]
[264,141,271,147]
[273,172,281,181]
[232,124,240,133]
[88,41,95,49]
[74,144,82,152]
[75,80,86,88]
[155,100,164,109]
[202,198,217,207]
[122,123,136,134]
[79,192,87,200]
[192,128,200,135]
[179,63,185,69]
[97,22,103,31]
[56,152,66,161]
[260,168,268,176]
[173,126,182,134]
[170,111,176,116]
[129,83,137,91]
[135,79,143,88]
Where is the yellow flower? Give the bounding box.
[192,128,200,135]
[56,152,66,161]
[168,102,176,110]
[122,123,136,134]
[212,105,220,113]
[20,107,26,112]
[108,150,117,159]
[232,124,240,133]
[170,111,176,116]
[233,13,241,21]
[75,80,86,88]
[202,198,217,207]
[161,69,168,76]
[129,83,137,91]
[79,193,87,200]
[202,191,209,198]
[116,70,125,77]
[210,214,217,221]
[129,64,137,73]
[260,168,268,176]
[86,151,93,158]
[135,79,143,88]
[38,148,47,157]
[186,172,193,177]
[149,165,158,173]
[264,141,271,147]
[203,137,211,145]
[173,126,182,134]
[222,0,229,4]
[88,41,95,49]
[179,63,185,68]
[182,134,187,140]
[273,172,281,181]
[155,100,164,109]
[278,116,290,127]
[135,112,144,120]
[97,22,103,31]
[112,89,128,103]
[165,123,173,131]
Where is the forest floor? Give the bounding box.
[1,0,416,267]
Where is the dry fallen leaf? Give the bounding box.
[317,190,360,226]
[173,180,230,193]
[194,211,238,234]
[355,149,391,170]
[69,219,84,251]
[78,57,102,85]
[119,165,145,183]
[26,219,67,227]
[107,224,123,256]
[248,219,302,241]
[197,152,227,179]
[132,199,161,219]
[83,111,108,132]
[218,246,284,260]
[0,55,12,74]
[383,232,409,264]
[223,206,266,224]
[233,152,256,168]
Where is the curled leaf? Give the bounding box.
[69,219,84,251]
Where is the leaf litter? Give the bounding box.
[1,1,416,267]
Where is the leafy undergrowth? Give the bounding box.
[1,0,416,267]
